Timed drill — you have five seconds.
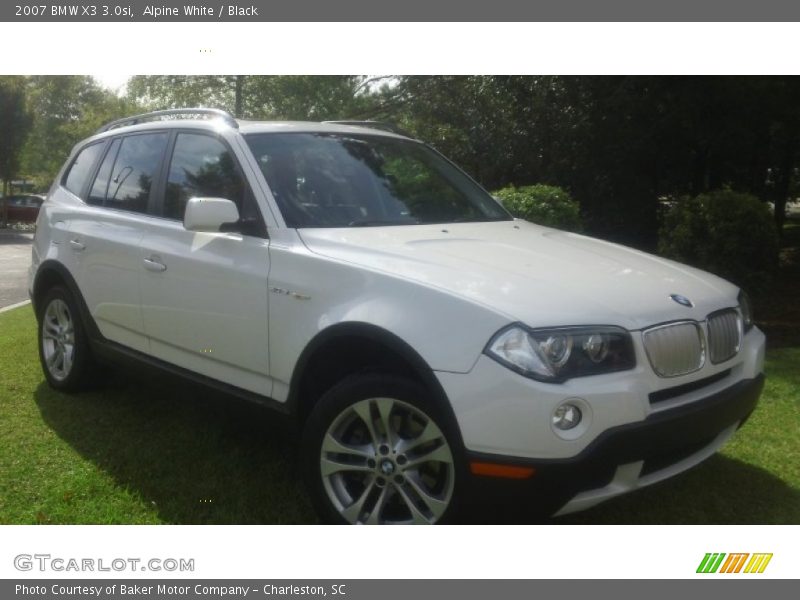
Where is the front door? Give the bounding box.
[138,131,272,396]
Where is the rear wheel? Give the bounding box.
[38,286,96,392]
[302,373,462,524]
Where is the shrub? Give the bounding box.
[493,184,583,232]
[658,190,779,293]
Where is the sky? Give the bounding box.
[92,73,131,95]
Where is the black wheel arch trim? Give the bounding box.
[288,322,464,444]
[32,260,102,339]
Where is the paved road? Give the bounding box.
[0,231,33,309]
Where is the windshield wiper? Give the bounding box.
[348,219,419,227]
[450,216,512,223]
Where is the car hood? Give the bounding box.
[297,220,739,330]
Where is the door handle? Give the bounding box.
[143,256,167,273]
[69,239,86,251]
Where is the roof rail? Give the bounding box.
[322,120,407,135]
[96,108,239,134]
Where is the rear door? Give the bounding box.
[66,133,169,353]
[138,131,272,396]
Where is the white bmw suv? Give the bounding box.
[30,108,765,524]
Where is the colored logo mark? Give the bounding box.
[696,553,773,574]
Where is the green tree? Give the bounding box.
[127,76,244,115]
[127,75,375,120]
[493,184,583,232]
[129,75,800,246]
[20,76,136,188]
[373,76,800,246]
[0,76,33,226]
[658,190,779,292]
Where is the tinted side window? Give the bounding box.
[164,133,245,220]
[105,133,168,214]
[63,142,106,198]
[87,138,121,206]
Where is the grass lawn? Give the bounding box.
[0,305,315,524]
[0,303,798,524]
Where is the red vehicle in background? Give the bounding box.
[2,194,45,223]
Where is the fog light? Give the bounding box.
[552,403,582,430]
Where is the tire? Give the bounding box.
[302,372,464,524]
[37,285,97,392]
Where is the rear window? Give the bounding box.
[104,133,169,214]
[63,142,106,198]
[85,133,169,214]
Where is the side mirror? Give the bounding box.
[183,197,240,232]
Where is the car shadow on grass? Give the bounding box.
[33,372,318,524]
[34,371,798,525]
[468,453,800,524]
[549,453,800,524]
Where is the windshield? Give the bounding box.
[245,132,511,228]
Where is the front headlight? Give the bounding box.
[485,324,636,383]
[738,289,754,332]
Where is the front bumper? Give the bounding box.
[437,326,766,517]
[464,374,764,517]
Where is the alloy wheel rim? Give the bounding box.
[42,299,76,381]
[320,397,455,524]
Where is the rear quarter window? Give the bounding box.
[63,141,106,198]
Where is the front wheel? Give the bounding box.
[302,373,463,524]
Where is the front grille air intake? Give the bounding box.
[643,321,705,377]
[707,309,741,364]
[649,369,732,404]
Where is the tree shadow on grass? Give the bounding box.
[33,371,318,524]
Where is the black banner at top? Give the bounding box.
[4,0,800,22]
